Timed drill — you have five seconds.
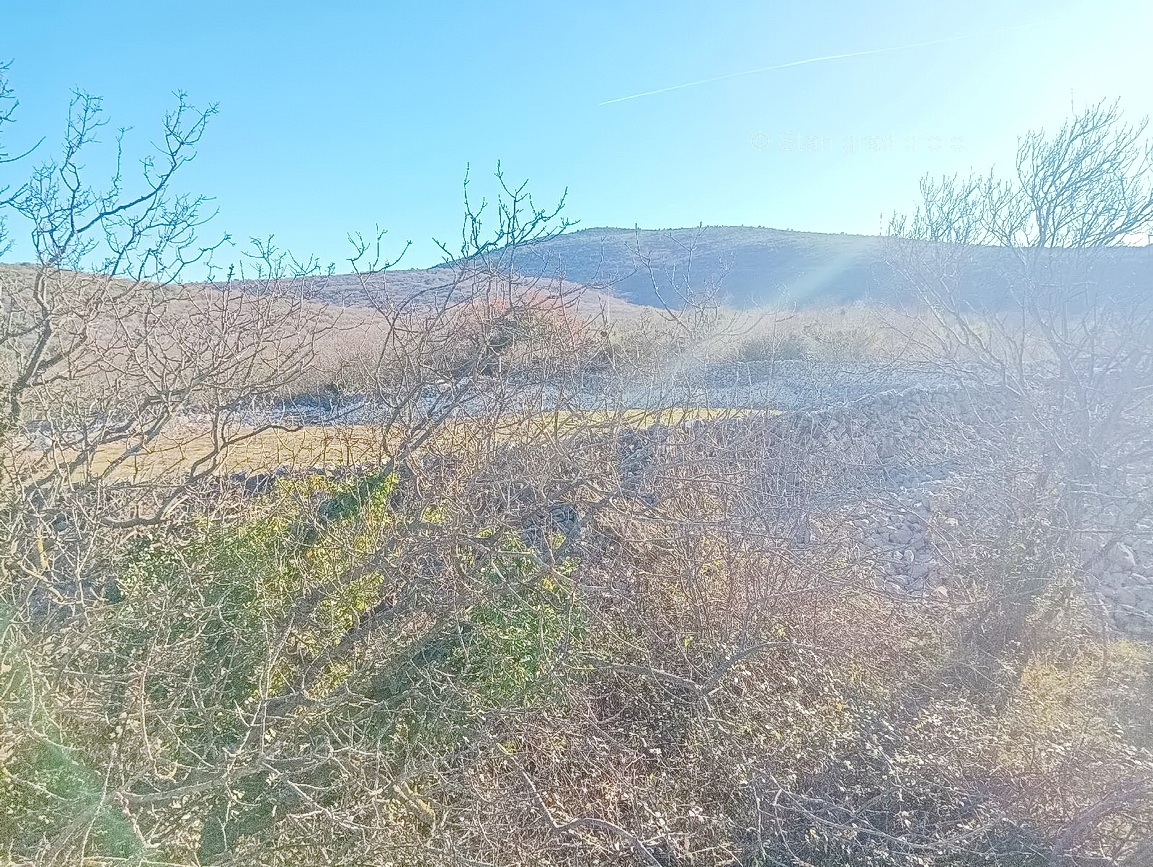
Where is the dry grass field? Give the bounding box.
[20,408,745,481]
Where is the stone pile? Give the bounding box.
[851,498,943,593]
[678,383,1153,637]
[1093,538,1153,638]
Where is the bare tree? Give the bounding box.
[890,101,1153,588]
[888,100,1153,862]
[889,102,1153,543]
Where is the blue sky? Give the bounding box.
[4,0,1152,269]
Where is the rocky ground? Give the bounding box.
[232,360,1153,640]
[259,360,956,426]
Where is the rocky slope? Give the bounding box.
[504,225,1153,309]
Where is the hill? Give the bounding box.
[500,225,1153,309]
[7,225,1153,316]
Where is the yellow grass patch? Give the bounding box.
[25,406,750,480]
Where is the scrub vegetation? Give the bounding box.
[1,68,1151,866]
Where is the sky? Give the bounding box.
[3,0,1152,270]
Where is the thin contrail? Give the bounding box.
[599,22,1049,106]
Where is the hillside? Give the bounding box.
[499,225,1153,309]
[227,267,644,319]
[13,227,1150,316]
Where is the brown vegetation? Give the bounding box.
[1,71,1151,867]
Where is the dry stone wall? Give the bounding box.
[749,385,1153,638]
[613,384,1152,638]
